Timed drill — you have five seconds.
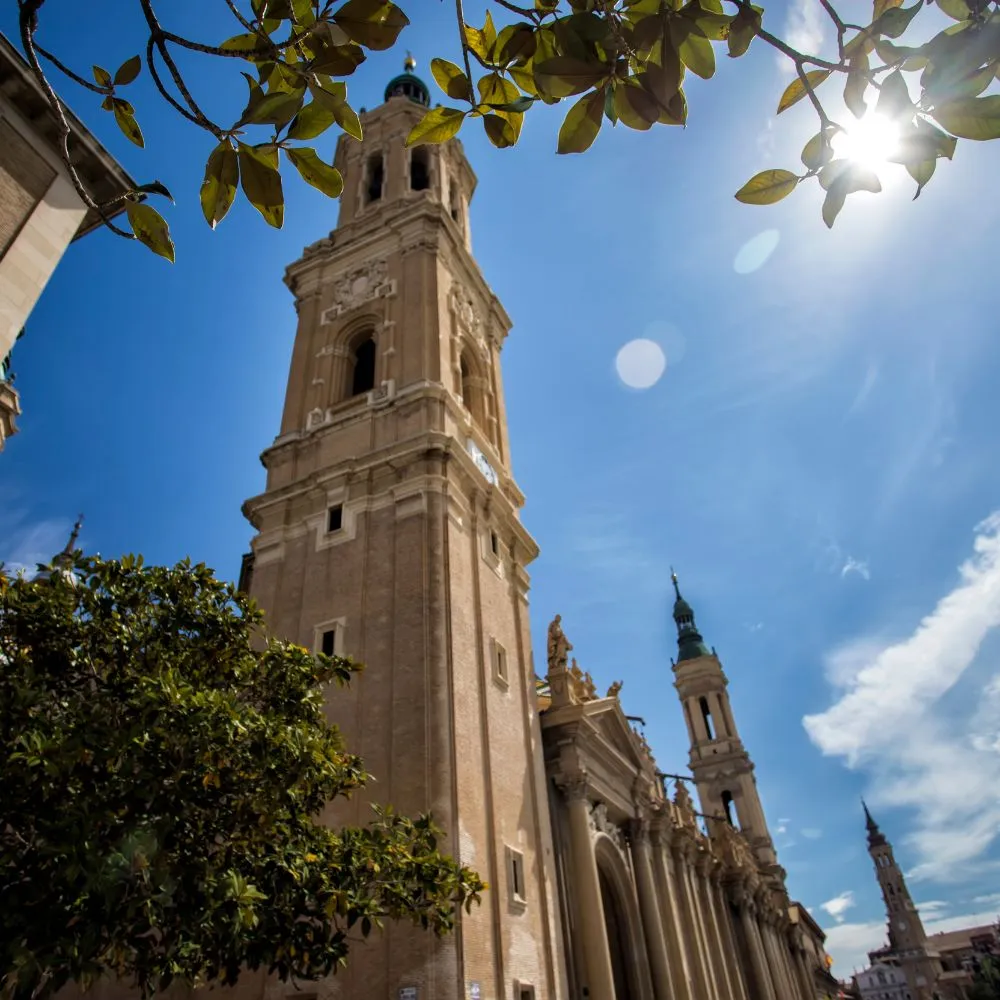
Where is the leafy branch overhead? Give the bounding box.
[16,0,1000,257]
[0,553,484,1000]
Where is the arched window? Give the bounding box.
[350,334,376,396]
[721,790,736,826]
[458,348,488,430]
[460,355,472,407]
[366,153,384,204]
[699,695,715,740]
[411,148,430,191]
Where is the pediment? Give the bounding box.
[581,699,647,770]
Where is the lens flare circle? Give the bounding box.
[615,338,666,390]
[734,229,780,274]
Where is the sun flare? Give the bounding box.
[831,114,901,171]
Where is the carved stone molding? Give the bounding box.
[449,282,489,354]
[590,801,627,852]
[321,259,394,321]
[559,770,590,803]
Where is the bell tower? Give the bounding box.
[669,572,784,882]
[863,803,943,1000]
[241,60,565,1000]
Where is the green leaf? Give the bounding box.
[844,54,869,118]
[309,84,363,141]
[333,0,409,50]
[557,90,604,153]
[931,95,1000,139]
[933,0,970,20]
[114,56,142,86]
[822,186,847,228]
[237,142,284,228]
[874,2,922,39]
[465,11,498,63]
[613,82,660,130]
[126,202,174,262]
[220,33,266,53]
[92,65,112,88]
[241,89,305,127]
[496,23,536,66]
[728,5,762,58]
[670,20,716,80]
[431,58,473,102]
[906,156,936,198]
[735,168,799,204]
[875,69,912,119]
[777,70,830,114]
[534,57,607,98]
[200,141,240,229]
[800,130,835,170]
[113,100,144,147]
[821,163,882,227]
[873,0,904,18]
[406,106,467,147]
[134,181,174,202]
[286,148,344,198]
[287,102,337,141]
[483,114,517,148]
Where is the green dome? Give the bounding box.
[384,56,430,107]
[671,571,712,662]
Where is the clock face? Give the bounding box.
[467,439,498,486]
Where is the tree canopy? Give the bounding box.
[0,551,483,1000]
[14,0,1000,256]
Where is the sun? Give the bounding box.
[831,113,901,170]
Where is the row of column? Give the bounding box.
[563,779,816,1000]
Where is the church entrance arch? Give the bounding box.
[594,836,650,1000]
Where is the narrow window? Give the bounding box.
[517,988,536,1000]
[351,336,376,396]
[328,505,343,532]
[490,529,499,556]
[721,789,736,826]
[321,629,335,657]
[699,695,715,740]
[493,640,508,687]
[410,147,430,191]
[366,153,383,203]
[460,355,472,408]
[507,848,525,903]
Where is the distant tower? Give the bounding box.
[863,803,943,1000]
[670,572,784,882]
[240,58,565,1000]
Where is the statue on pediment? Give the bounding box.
[547,614,572,673]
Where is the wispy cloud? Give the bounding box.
[0,507,75,576]
[778,0,827,72]
[801,828,823,840]
[825,907,1000,976]
[846,363,880,419]
[822,890,856,923]
[841,556,871,581]
[804,512,1000,882]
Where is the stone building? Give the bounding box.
[238,59,830,1000]
[0,31,134,450]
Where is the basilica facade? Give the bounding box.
[236,61,833,1000]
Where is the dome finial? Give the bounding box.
[404,51,416,72]
[671,566,681,600]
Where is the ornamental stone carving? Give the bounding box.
[589,801,626,852]
[449,282,483,340]
[321,259,392,321]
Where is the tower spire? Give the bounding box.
[671,569,710,661]
[862,798,886,847]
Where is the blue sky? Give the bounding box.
[2,0,1000,976]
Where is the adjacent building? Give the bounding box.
[0,31,134,450]
[235,59,831,1000]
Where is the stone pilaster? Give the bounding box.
[714,881,750,1000]
[630,818,675,1000]
[651,822,693,1000]
[740,892,777,1000]
[673,840,714,1000]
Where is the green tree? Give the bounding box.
[966,925,1000,1000]
[0,550,484,1000]
[15,0,1000,254]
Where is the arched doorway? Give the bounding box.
[599,865,633,1000]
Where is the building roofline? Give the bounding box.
[0,31,137,239]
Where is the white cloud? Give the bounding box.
[778,0,827,72]
[973,892,1000,906]
[0,510,75,576]
[825,908,1000,977]
[842,557,871,581]
[804,512,1000,882]
[822,890,856,923]
[801,827,823,839]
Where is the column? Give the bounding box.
[761,919,794,1000]
[651,826,693,1000]
[630,820,676,1000]
[691,858,724,1000]
[673,842,713,1000]
[741,897,777,1000]
[701,870,737,1000]
[794,940,816,1000]
[777,926,806,1000]
[713,881,750,1000]
[562,774,616,1000]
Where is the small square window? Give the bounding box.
[507,847,526,905]
[321,629,336,657]
[328,505,343,532]
[492,640,508,687]
[516,987,535,1000]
